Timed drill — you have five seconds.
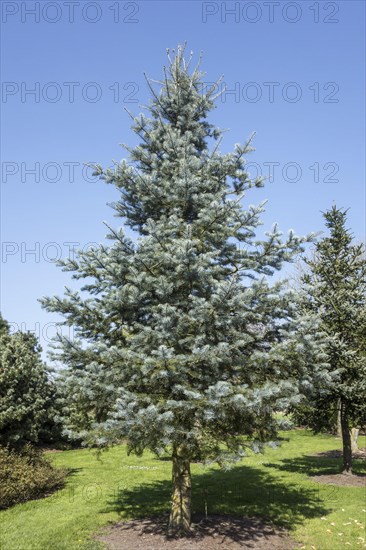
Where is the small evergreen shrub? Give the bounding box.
[0,444,68,509]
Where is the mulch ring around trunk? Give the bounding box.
[308,448,366,487]
[311,473,366,487]
[97,513,296,549]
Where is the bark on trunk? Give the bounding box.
[336,399,342,437]
[168,445,192,535]
[351,428,359,453]
[340,401,352,475]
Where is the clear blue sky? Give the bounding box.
[1,0,365,362]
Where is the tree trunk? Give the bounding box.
[340,401,352,475]
[351,428,359,453]
[169,444,192,535]
[336,398,342,437]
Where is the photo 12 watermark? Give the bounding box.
[1,81,139,104]
[1,241,102,264]
[8,320,75,347]
[201,2,340,24]
[1,161,100,184]
[244,161,340,184]
[199,81,340,104]
[1,1,140,24]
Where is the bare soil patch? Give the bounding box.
[97,513,296,549]
[311,473,366,487]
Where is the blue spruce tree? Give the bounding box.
[41,45,329,533]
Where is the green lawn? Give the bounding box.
[0,430,365,550]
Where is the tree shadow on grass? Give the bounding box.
[65,467,84,476]
[101,463,329,533]
[44,467,83,501]
[263,454,366,478]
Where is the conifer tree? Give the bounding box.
[40,45,329,533]
[0,317,59,447]
[296,206,366,474]
[0,314,9,335]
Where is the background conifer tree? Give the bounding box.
[0,315,59,447]
[41,45,329,533]
[294,206,366,474]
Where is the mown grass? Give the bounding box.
[0,430,365,549]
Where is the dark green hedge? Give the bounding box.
[0,444,68,509]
